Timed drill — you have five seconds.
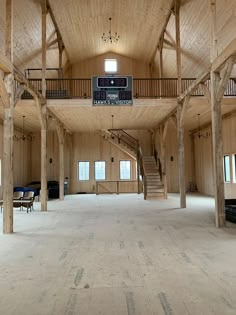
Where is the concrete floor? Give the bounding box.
[0,193,236,315]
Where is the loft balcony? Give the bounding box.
[19,78,236,100]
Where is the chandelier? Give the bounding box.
[101,17,120,43]
[14,115,32,141]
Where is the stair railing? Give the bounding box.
[108,129,138,152]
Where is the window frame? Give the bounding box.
[77,161,90,181]
[119,160,131,180]
[94,160,106,181]
[104,59,118,73]
[223,155,231,183]
[232,153,236,183]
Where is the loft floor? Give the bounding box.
[0,193,236,314]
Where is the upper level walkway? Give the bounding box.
[20,78,236,99]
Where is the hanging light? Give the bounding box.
[101,17,120,43]
[14,115,32,141]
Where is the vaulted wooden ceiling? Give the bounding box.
[0,0,236,134]
[1,0,236,76]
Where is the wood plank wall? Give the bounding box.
[0,123,32,198]
[194,114,236,198]
[72,52,150,78]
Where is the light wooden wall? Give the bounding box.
[70,132,143,194]
[194,126,214,196]
[72,52,150,78]
[31,131,70,182]
[154,121,193,193]
[0,123,32,199]
[194,113,236,198]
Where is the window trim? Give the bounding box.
[94,160,106,181]
[119,160,131,180]
[223,154,231,183]
[77,161,90,181]
[104,58,118,73]
[232,153,236,184]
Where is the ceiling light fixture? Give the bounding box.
[102,17,120,43]
[14,115,32,142]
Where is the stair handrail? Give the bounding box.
[153,148,163,181]
[108,129,138,151]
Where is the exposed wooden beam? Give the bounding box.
[154,107,177,131]
[13,66,45,103]
[0,75,10,107]
[216,56,236,101]
[177,101,186,208]
[56,121,65,200]
[200,83,211,105]
[178,70,210,103]
[0,50,12,73]
[47,108,72,134]
[3,0,14,234]
[180,95,191,128]
[175,0,182,96]
[46,1,66,53]
[14,84,25,107]
[212,37,236,72]
[150,0,175,66]
[40,0,48,212]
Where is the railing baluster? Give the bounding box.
[21,77,236,100]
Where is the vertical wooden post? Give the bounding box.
[137,147,140,194]
[68,134,73,194]
[175,0,185,208]
[56,122,65,200]
[159,34,164,97]
[175,0,182,95]
[3,0,14,234]
[190,134,196,191]
[210,0,224,227]
[160,123,169,199]
[211,71,224,227]
[40,0,48,211]
[177,102,186,208]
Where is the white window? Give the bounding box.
[78,161,90,181]
[120,160,131,180]
[232,154,236,183]
[105,59,117,73]
[95,161,106,180]
[223,155,230,182]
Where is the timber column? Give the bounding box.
[175,0,186,208]
[3,0,14,233]
[40,0,48,210]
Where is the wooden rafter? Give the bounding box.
[154,107,177,131]
[150,0,175,66]
[13,66,46,103]
[0,50,12,73]
[178,70,210,103]
[0,75,10,107]
[14,84,25,107]
[212,38,236,72]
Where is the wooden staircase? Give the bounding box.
[101,129,165,200]
[142,156,165,200]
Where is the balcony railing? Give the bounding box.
[20,78,236,99]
